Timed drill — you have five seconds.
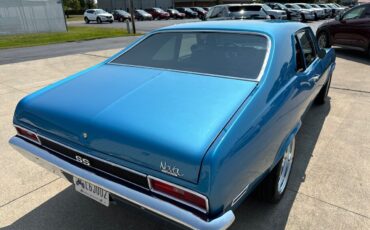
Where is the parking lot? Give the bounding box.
[68,18,199,33]
[0,19,370,230]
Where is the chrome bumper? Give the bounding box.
[9,136,235,230]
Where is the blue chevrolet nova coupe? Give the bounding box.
[10,21,335,229]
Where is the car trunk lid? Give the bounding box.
[15,64,257,183]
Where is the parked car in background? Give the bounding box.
[333,3,348,11]
[112,10,131,22]
[316,3,370,56]
[166,9,185,19]
[176,7,198,18]
[285,4,316,21]
[135,9,153,21]
[145,7,170,20]
[326,3,345,16]
[10,20,336,230]
[318,4,335,18]
[311,4,330,18]
[206,4,269,20]
[266,2,302,21]
[190,7,208,20]
[296,3,325,20]
[84,9,113,24]
[203,7,211,12]
[251,3,287,19]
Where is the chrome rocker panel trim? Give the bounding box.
[9,136,235,230]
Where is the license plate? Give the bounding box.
[73,177,110,207]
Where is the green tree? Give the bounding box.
[79,0,86,9]
[85,0,96,9]
[63,0,81,11]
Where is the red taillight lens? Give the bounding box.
[149,177,208,212]
[15,126,40,144]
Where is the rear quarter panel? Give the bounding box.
[200,30,335,217]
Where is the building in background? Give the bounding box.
[0,0,66,35]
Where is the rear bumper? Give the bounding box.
[9,136,235,230]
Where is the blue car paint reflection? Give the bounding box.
[11,20,335,228]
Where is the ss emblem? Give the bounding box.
[75,155,90,166]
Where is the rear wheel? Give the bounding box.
[119,17,123,22]
[317,31,330,49]
[301,13,306,22]
[257,137,295,203]
[97,17,102,24]
[84,17,90,24]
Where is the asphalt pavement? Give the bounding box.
[68,18,199,33]
[0,36,139,65]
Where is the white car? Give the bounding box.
[84,9,113,24]
[296,3,325,20]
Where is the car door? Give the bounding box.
[332,5,369,49]
[207,6,225,20]
[295,28,323,102]
[91,10,97,20]
[86,10,93,20]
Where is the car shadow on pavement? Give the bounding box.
[334,48,370,65]
[3,101,331,230]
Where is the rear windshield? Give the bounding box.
[111,32,268,80]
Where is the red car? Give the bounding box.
[145,7,170,20]
[316,3,370,56]
[166,9,185,19]
[190,7,208,20]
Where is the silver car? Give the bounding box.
[296,3,325,20]
[311,4,330,18]
[252,3,288,20]
[284,3,315,21]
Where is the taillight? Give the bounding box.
[15,126,40,144]
[148,176,208,213]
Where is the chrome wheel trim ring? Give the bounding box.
[277,138,295,194]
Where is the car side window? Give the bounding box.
[295,38,305,72]
[221,8,229,17]
[210,6,223,18]
[342,6,366,20]
[206,7,214,18]
[364,6,370,18]
[152,35,177,61]
[179,33,198,58]
[296,29,317,68]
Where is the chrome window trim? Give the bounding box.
[148,175,209,214]
[108,30,272,82]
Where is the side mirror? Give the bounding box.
[318,49,326,59]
